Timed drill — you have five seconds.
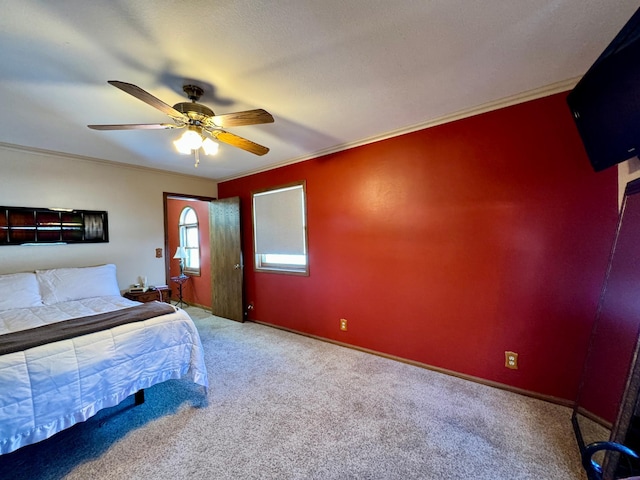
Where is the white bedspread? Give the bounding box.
[0,296,208,454]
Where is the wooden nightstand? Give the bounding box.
[123,288,171,304]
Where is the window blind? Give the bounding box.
[253,185,305,255]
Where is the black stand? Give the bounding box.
[170,275,189,308]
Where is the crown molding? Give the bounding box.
[0,142,214,182]
[218,77,581,182]
[1,76,581,185]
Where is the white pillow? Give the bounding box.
[36,264,121,305]
[0,272,44,311]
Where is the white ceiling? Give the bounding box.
[0,1,637,181]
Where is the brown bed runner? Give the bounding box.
[0,301,176,356]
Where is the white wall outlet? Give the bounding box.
[505,351,518,369]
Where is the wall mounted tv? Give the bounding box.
[567,8,640,172]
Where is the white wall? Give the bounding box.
[618,157,640,208]
[0,145,217,290]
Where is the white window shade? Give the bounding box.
[253,185,306,255]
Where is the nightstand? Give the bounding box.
[123,288,171,304]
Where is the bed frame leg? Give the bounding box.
[134,389,145,405]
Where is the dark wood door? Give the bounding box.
[209,197,243,322]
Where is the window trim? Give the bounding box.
[178,206,201,276]
[252,181,309,276]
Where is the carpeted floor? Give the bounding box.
[0,306,586,479]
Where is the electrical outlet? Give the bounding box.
[155,248,163,258]
[505,351,518,369]
[340,318,347,331]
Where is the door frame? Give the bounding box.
[163,192,217,288]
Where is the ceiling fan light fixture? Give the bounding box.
[173,126,206,155]
[173,136,193,155]
[202,137,219,156]
[181,126,204,150]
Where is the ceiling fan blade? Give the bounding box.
[108,81,187,121]
[211,130,270,156]
[88,123,179,130]
[208,109,274,128]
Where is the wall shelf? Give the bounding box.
[0,206,109,245]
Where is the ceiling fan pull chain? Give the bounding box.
[194,148,200,168]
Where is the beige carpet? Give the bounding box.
[0,306,586,479]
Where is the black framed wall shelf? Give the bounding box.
[0,207,109,245]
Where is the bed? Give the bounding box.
[0,264,208,455]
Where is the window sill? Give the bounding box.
[255,266,309,276]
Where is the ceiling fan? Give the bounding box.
[88,81,274,166]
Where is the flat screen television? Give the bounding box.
[567,8,640,172]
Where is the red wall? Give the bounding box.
[218,92,618,401]
[166,198,212,308]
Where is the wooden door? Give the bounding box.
[209,197,243,322]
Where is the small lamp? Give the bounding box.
[173,246,187,276]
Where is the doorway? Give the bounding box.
[164,193,216,309]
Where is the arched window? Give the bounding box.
[178,206,200,275]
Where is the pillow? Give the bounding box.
[0,272,44,311]
[36,264,121,305]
